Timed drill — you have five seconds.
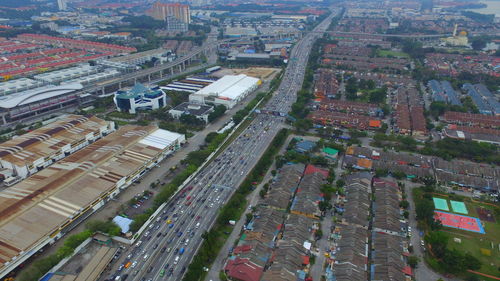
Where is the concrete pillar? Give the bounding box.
[170,67,174,75]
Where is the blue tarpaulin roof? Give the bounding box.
[113,216,133,233]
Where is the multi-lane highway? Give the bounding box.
[104,9,336,281]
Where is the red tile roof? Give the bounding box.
[403,266,413,276]
[225,257,263,281]
[233,245,253,254]
[304,164,329,177]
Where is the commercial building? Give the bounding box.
[33,64,99,84]
[114,84,168,114]
[0,83,84,126]
[108,48,172,67]
[161,77,215,93]
[169,102,213,123]
[0,114,113,180]
[148,2,190,31]
[224,27,258,37]
[57,0,67,11]
[61,68,121,86]
[189,74,260,109]
[0,125,185,279]
[0,78,45,96]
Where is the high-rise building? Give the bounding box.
[149,2,191,24]
[57,0,67,11]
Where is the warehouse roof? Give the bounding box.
[0,78,44,95]
[194,74,259,101]
[0,83,83,109]
[0,115,110,167]
[33,64,97,83]
[0,125,184,268]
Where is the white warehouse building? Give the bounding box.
[189,74,261,109]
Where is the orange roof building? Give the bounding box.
[357,158,373,169]
[369,120,382,128]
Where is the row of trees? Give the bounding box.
[421,138,499,164]
[18,220,120,281]
[232,92,268,124]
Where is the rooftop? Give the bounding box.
[170,102,213,116]
[0,115,110,167]
[194,74,260,101]
[0,83,83,109]
[0,125,184,268]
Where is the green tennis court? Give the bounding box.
[450,200,468,214]
[433,197,449,211]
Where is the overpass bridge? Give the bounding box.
[83,42,218,96]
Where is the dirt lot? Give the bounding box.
[213,67,279,80]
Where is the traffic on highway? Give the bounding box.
[102,9,337,281]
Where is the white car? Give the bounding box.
[131,261,138,268]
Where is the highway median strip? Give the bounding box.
[182,128,289,281]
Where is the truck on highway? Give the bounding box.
[179,248,185,255]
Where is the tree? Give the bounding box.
[470,36,488,51]
[336,179,345,188]
[425,231,448,258]
[245,213,253,223]
[400,200,410,209]
[294,119,313,132]
[407,256,419,268]
[367,79,376,90]
[179,113,204,126]
[391,170,406,179]
[315,229,323,240]
[86,220,121,236]
[403,210,409,219]
[463,253,481,271]
[416,197,435,224]
[368,87,387,103]
[375,168,389,177]
[319,201,332,211]
[208,105,227,123]
[345,77,358,100]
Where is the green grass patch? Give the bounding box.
[377,49,410,58]
[438,199,500,278]
[107,111,137,120]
